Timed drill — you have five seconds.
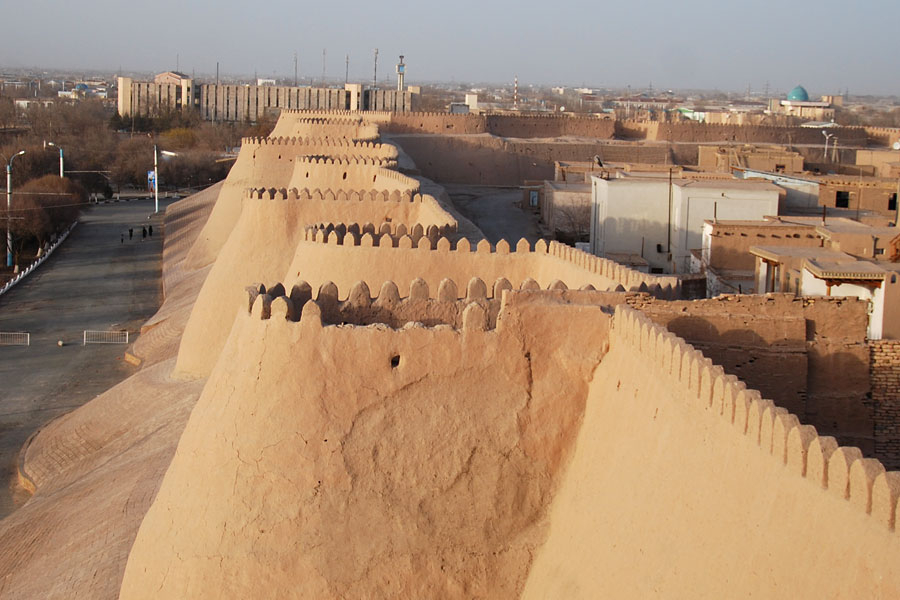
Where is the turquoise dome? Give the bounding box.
[787,85,809,102]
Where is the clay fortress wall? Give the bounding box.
[2,108,900,599]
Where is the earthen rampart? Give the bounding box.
[289,233,679,299]
[388,135,671,186]
[608,304,898,531]
[175,186,459,378]
[523,305,900,598]
[269,116,380,141]
[183,129,404,270]
[242,188,457,234]
[247,281,637,334]
[240,135,399,164]
[280,109,395,124]
[651,122,869,146]
[864,126,900,148]
[382,112,616,139]
[609,305,891,527]
[123,284,615,598]
[303,220,456,244]
[245,277,510,330]
[286,157,420,193]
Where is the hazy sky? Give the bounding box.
[2,0,898,95]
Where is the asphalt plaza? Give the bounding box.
[0,198,175,517]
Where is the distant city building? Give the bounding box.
[768,84,838,121]
[590,172,781,273]
[118,72,196,117]
[698,145,805,174]
[117,72,418,121]
[749,218,900,339]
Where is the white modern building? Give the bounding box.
[590,174,782,273]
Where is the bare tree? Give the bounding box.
[553,202,592,244]
[10,175,87,265]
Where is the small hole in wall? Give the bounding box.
[390,355,401,368]
[278,155,281,159]
[343,172,347,180]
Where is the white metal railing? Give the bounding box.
[0,331,30,346]
[83,330,129,345]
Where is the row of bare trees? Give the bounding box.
[1,98,271,272]
[2,99,268,194]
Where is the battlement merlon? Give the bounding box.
[245,279,623,333]
[239,135,398,155]
[296,230,678,297]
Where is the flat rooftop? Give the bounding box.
[704,218,808,228]
[749,246,853,262]
[545,181,591,192]
[673,179,783,192]
[804,259,892,280]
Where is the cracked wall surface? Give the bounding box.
[121,293,610,599]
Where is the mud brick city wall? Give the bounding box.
[628,294,873,453]
[651,123,869,146]
[871,340,900,469]
[384,113,616,139]
[389,135,669,186]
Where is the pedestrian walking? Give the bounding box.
[142,226,147,240]
[149,225,153,237]
[129,228,133,240]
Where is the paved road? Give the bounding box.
[0,198,175,517]
[444,184,543,245]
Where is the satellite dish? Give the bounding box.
[893,141,900,151]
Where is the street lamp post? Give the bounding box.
[6,150,26,267]
[45,141,64,177]
[153,145,159,214]
[156,149,179,214]
[822,130,836,163]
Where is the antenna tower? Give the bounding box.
[373,48,379,89]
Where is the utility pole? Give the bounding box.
[294,52,298,87]
[322,49,327,85]
[346,54,350,84]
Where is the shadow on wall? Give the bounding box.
[665,316,807,412]
[663,315,874,456]
[602,217,671,266]
[392,135,554,185]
